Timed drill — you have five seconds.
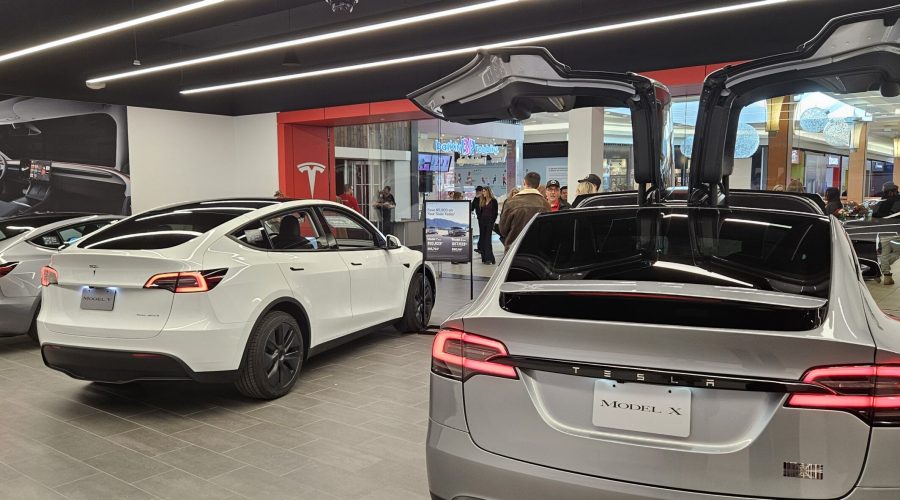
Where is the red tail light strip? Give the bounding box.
[144,269,226,293]
[787,365,900,425]
[432,329,517,380]
[0,261,18,278]
[40,266,59,286]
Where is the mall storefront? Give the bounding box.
[277,101,523,246]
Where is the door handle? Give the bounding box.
[290,267,305,271]
[350,262,363,266]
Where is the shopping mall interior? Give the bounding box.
[1,1,900,499]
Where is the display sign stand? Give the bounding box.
[422,200,475,329]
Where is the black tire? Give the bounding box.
[395,273,435,333]
[26,303,40,344]
[235,311,304,399]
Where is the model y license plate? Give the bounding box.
[592,380,691,437]
[80,287,116,311]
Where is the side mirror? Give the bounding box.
[386,235,402,250]
[859,257,882,281]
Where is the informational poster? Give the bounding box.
[424,200,472,263]
[0,95,131,217]
[545,166,568,185]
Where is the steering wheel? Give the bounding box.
[0,156,6,182]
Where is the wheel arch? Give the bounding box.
[255,297,312,361]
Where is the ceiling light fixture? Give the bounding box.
[87,0,519,85]
[181,0,793,95]
[0,0,227,65]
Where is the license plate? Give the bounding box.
[592,380,691,437]
[80,287,116,311]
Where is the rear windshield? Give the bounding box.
[508,207,831,297]
[0,215,81,242]
[77,201,278,250]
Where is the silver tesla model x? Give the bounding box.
[410,6,900,500]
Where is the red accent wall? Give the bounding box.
[276,63,740,199]
[280,124,334,200]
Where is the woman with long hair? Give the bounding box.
[478,187,498,264]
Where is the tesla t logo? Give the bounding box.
[297,162,326,195]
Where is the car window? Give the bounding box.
[77,201,267,250]
[58,221,111,244]
[509,207,831,298]
[0,215,81,242]
[320,208,379,249]
[235,208,328,251]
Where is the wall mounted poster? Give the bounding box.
[0,95,131,217]
[424,200,471,263]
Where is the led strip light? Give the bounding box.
[181,0,795,95]
[0,0,227,64]
[87,0,520,84]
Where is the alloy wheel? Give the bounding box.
[415,278,434,328]
[263,322,301,389]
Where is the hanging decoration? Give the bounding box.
[734,123,761,158]
[798,107,829,133]
[823,119,852,148]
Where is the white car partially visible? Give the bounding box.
[0,213,120,340]
[38,198,435,399]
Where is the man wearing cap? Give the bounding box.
[545,180,570,212]
[499,172,551,251]
[873,182,900,285]
[579,173,603,193]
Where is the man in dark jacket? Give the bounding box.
[499,172,551,251]
[546,180,570,212]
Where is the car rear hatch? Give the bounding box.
[409,46,673,200]
[444,207,875,499]
[42,249,199,339]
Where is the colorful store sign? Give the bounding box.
[433,137,501,156]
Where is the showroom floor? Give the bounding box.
[0,277,486,500]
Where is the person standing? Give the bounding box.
[578,173,603,193]
[499,172,550,251]
[823,187,843,216]
[478,187,498,264]
[873,182,900,285]
[338,186,361,213]
[374,186,396,235]
[472,186,484,254]
[545,180,570,212]
[560,185,569,203]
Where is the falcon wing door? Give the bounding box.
[689,5,900,205]
[408,47,673,204]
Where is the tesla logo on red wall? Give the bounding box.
[297,162,326,196]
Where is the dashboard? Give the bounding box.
[29,160,51,182]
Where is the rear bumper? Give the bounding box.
[427,421,898,500]
[0,296,37,335]
[42,344,237,384]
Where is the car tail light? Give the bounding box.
[0,261,18,278]
[432,329,517,380]
[144,269,227,293]
[40,266,58,286]
[786,365,900,426]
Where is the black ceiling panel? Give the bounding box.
[1,0,895,115]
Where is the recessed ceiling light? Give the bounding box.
[895,108,900,115]
[0,0,227,65]
[87,0,519,84]
[182,0,793,95]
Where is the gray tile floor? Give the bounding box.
[0,277,486,500]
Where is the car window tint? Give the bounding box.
[321,208,377,249]
[509,207,831,298]
[57,222,111,244]
[0,215,81,242]
[261,208,327,251]
[79,203,259,250]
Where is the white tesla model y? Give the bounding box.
[38,199,434,399]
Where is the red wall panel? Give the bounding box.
[283,124,334,201]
